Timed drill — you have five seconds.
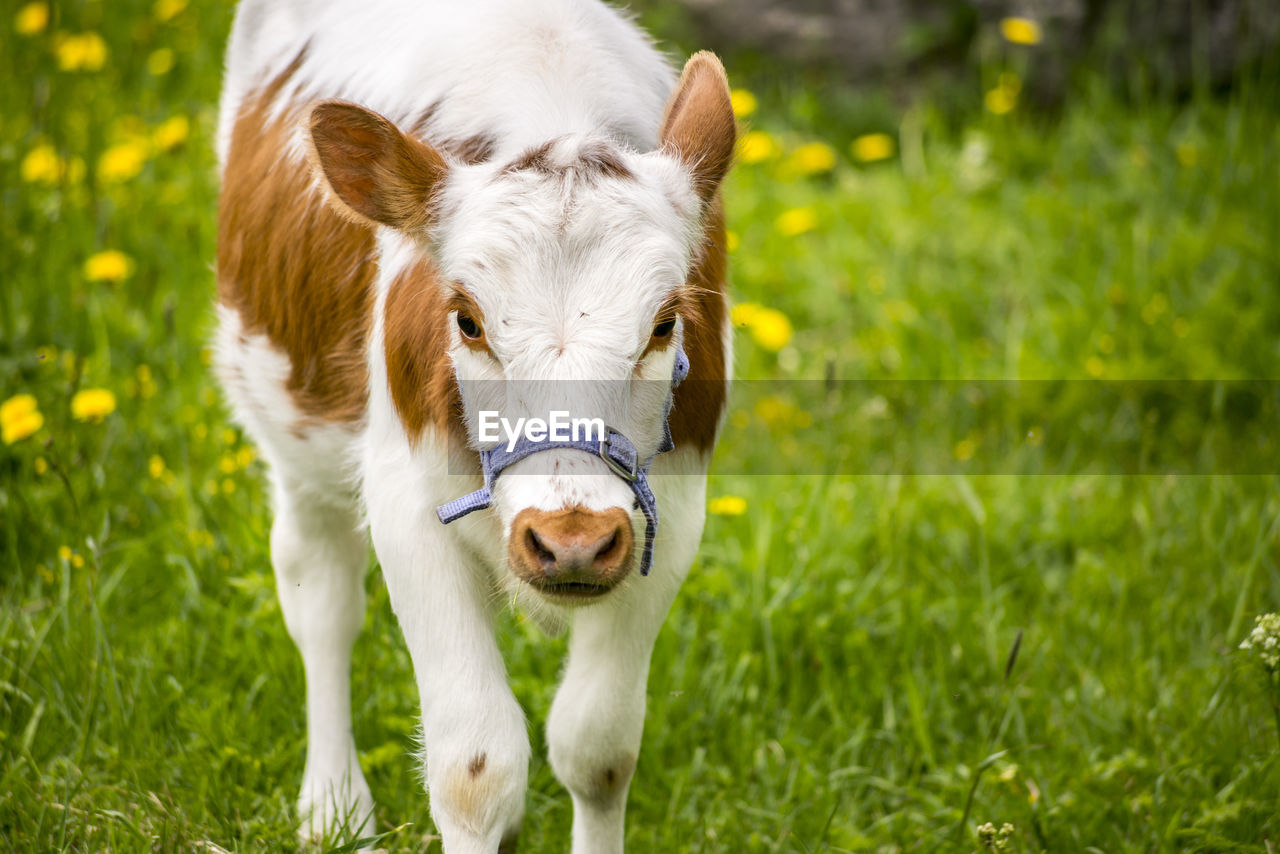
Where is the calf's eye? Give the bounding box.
[456,313,483,340]
[652,317,676,338]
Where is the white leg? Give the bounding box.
[372,520,530,854]
[546,469,706,854]
[271,484,375,841]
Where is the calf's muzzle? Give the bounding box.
[509,506,634,598]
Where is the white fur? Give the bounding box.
[216,2,731,851]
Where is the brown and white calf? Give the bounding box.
[214,1,734,851]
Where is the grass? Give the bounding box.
[3,1,1280,851]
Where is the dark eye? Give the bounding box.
[456,313,483,340]
[652,317,676,338]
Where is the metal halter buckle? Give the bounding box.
[598,430,639,482]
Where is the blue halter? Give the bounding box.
[435,345,690,577]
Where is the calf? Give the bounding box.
[214,1,734,851]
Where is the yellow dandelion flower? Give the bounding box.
[98,140,149,183]
[2,394,38,424]
[748,306,794,352]
[786,141,837,176]
[21,143,65,184]
[1085,356,1106,377]
[83,250,133,283]
[729,88,757,118]
[1000,16,1043,46]
[775,207,818,237]
[235,446,256,467]
[954,437,978,461]
[2,394,43,445]
[708,495,747,516]
[71,553,85,568]
[55,32,108,72]
[71,388,116,421]
[34,456,49,474]
[193,423,208,440]
[15,3,49,35]
[737,130,779,164]
[725,230,740,252]
[149,455,166,478]
[58,545,72,561]
[222,428,237,445]
[152,115,189,151]
[219,454,237,474]
[731,302,763,328]
[153,0,188,22]
[147,48,174,75]
[985,86,1017,115]
[222,478,237,494]
[851,133,894,163]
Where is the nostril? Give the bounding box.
[526,528,556,568]
[594,531,620,566]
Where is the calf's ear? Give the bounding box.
[659,51,736,203]
[309,101,448,231]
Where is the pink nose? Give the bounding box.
[509,506,634,598]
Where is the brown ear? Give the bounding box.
[309,101,448,231]
[659,51,736,203]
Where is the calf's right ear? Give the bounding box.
[659,51,736,204]
[309,101,448,232]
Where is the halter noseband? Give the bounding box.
[435,345,690,577]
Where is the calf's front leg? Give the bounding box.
[546,493,701,854]
[370,516,529,854]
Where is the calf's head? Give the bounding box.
[309,53,734,601]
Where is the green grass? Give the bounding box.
[3,1,1280,851]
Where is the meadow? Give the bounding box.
[2,1,1279,851]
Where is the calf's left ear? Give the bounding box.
[309,101,449,232]
[659,51,736,203]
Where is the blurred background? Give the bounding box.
[2,0,1279,851]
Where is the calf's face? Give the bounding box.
[309,54,734,601]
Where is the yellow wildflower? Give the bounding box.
[153,0,188,22]
[731,302,762,328]
[851,133,894,163]
[71,553,85,568]
[737,130,779,164]
[954,437,978,462]
[1000,16,1043,46]
[84,250,133,283]
[785,142,837,176]
[733,302,794,351]
[708,495,747,516]
[729,89,757,118]
[2,394,43,445]
[71,388,116,421]
[775,207,818,237]
[235,446,256,467]
[147,48,174,75]
[222,428,238,445]
[985,86,1017,115]
[55,32,108,71]
[98,140,150,183]
[222,478,237,494]
[21,144,65,184]
[15,2,49,35]
[58,546,72,561]
[149,455,166,478]
[1085,356,1105,377]
[152,115,189,151]
[725,230,740,252]
[34,457,49,474]
[219,454,237,474]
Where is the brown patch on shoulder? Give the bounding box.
[217,55,373,426]
[383,258,468,447]
[670,194,729,453]
[467,753,487,777]
[446,133,497,165]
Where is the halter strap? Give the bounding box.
[436,346,689,577]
